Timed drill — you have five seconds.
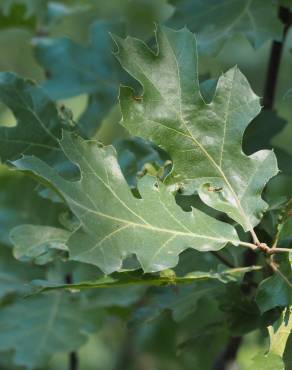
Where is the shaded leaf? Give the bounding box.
[34,21,123,138]
[256,253,292,313]
[10,224,70,264]
[244,110,292,175]
[0,292,102,369]
[0,72,68,168]
[0,2,36,30]
[277,199,292,247]
[30,266,261,294]
[0,169,64,246]
[169,0,282,54]
[0,245,43,299]
[133,281,222,323]
[114,136,168,188]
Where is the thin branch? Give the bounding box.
[237,240,258,250]
[267,247,292,254]
[241,242,292,255]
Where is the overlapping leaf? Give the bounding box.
[169,0,282,54]
[13,131,240,273]
[115,26,278,231]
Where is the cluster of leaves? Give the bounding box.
[0,0,291,369]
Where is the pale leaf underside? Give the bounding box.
[14,132,240,274]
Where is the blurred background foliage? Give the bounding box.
[0,0,291,369]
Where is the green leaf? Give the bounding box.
[244,110,292,175]
[256,274,292,313]
[0,2,36,30]
[34,21,120,100]
[114,136,168,188]
[115,26,278,232]
[0,292,101,369]
[50,0,174,41]
[250,352,284,370]
[13,131,240,274]
[285,88,292,98]
[10,225,70,264]
[277,200,292,247]
[0,169,63,246]
[0,245,43,299]
[30,266,261,294]
[34,21,123,138]
[280,1,292,9]
[268,308,292,360]
[256,254,292,313]
[0,0,47,19]
[0,72,64,164]
[169,0,282,54]
[244,110,286,155]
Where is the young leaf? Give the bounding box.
[13,131,240,274]
[169,0,282,54]
[115,26,278,233]
[268,308,292,363]
[250,352,284,370]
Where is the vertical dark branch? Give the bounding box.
[213,9,292,370]
[263,7,292,109]
[212,337,242,370]
[65,274,79,370]
[113,330,135,370]
[68,353,78,370]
